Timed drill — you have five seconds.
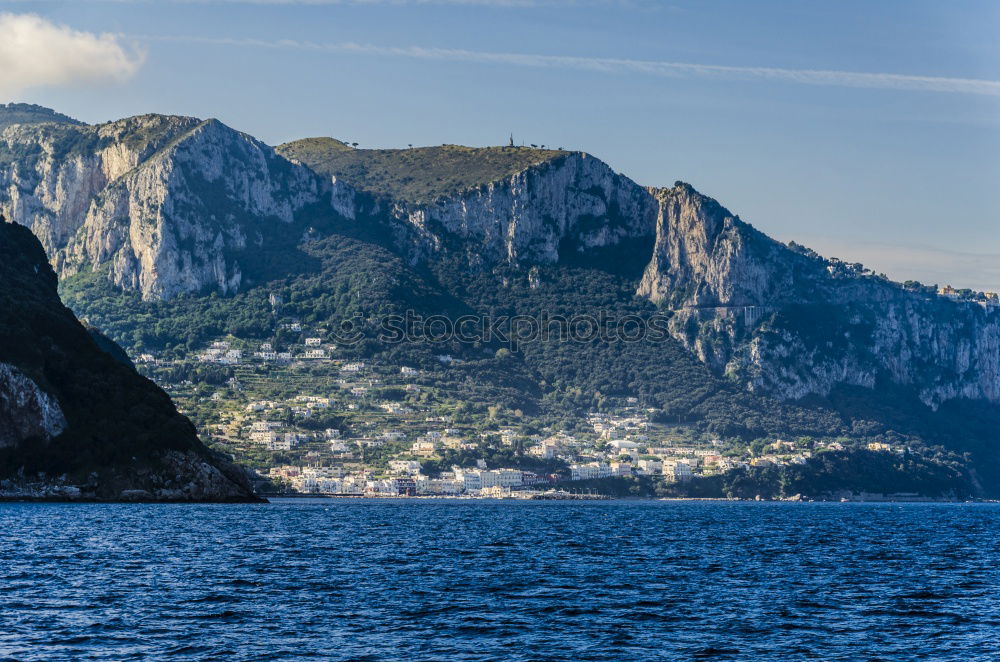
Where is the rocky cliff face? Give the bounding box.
[719,298,1000,408]
[3,106,999,413]
[384,152,657,267]
[1,114,331,300]
[383,173,1000,409]
[637,183,816,308]
[0,217,260,501]
[0,362,67,448]
[641,184,1000,408]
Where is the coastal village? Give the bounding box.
[137,319,908,498]
[935,285,1000,307]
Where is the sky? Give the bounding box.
[1,0,999,290]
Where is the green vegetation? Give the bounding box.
[59,215,991,496]
[718,448,971,499]
[277,138,567,204]
[27,121,994,497]
[0,103,83,131]
[0,111,203,177]
[0,122,102,168]
[564,447,971,499]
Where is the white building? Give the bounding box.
[529,444,555,459]
[608,440,642,454]
[453,468,482,492]
[411,440,437,457]
[250,430,281,445]
[636,459,663,476]
[570,462,612,481]
[267,434,295,452]
[478,469,523,489]
[664,461,694,482]
[497,469,524,488]
[250,421,281,432]
[388,460,423,475]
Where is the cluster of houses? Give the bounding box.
[197,336,336,366]
[255,423,901,487]
[563,439,902,483]
[268,463,553,497]
[198,341,244,365]
[159,335,911,492]
[563,436,840,482]
[194,332,482,368]
[246,395,333,418]
[246,420,342,452]
[937,285,999,308]
[266,432,904,496]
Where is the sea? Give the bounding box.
[1,499,998,661]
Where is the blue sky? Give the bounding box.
[3,0,999,289]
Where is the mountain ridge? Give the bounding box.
[0,102,84,131]
[2,104,999,495]
[2,109,334,300]
[277,137,567,205]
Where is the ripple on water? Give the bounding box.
[1,500,999,661]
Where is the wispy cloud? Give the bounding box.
[180,0,587,5]
[139,34,1000,97]
[0,13,144,98]
[0,0,630,6]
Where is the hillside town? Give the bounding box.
[135,327,903,498]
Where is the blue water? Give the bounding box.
[2,500,999,661]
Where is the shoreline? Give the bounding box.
[259,493,989,504]
[1,493,993,504]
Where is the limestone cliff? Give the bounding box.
[4,105,999,414]
[382,152,657,268]
[641,183,1000,408]
[1,113,332,300]
[637,183,815,308]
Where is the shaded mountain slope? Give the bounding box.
[0,217,259,501]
